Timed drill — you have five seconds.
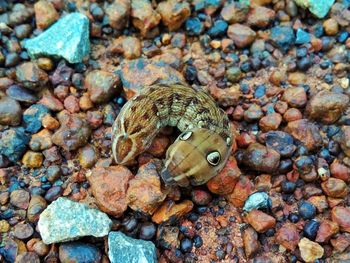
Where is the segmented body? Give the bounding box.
[112,84,233,186]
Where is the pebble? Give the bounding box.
[220,2,249,24]
[321,178,348,198]
[0,128,30,162]
[191,189,212,206]
[140,222,157,240]
[0,220,10,232]
[78,145,99,168]
[0,95,22,126]
[270,26,295,52]
[303,220,320,240]
[246,209,276,233]
[157,0,190,31]
[110,36,142,59]
[316,220,339,243]
[27,195,47,222]
[185,17,204,36]
[282,87,307,108]
[14,252,40,263]
[23,104,50,134]
[87,166,133,217]
[226,66,242,83]
[259,113,282,132]
[299,201,317,220]
[44,186,62,202]
[22,151,43,168]
[330,162,349,182]
[13,222,34,239]
[38,197,112,244]
[130,0,161,36]
[243,192,271,212]
[244,104,263,122]
[15,62,48,91]
[64,95,80,113]
[298,238,324,262]
[276,223,299,250]
[180,238,193,253]
[108,231,157,263]
[243,227,259,259]
[323,18,339,35]
[295,28,311,44]
[34,0,59,29]
[207,20,228,38]
[59,242,101,263]
[247,6,275,28]
[265,131,296,157]
[29,129,52,151]
[332,206,350,233]
[227,23,256,48]
[6,85,38,104]
[152,200,193,224]
[105,0,130,30]
[38,93,64,112]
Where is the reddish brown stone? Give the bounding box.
[34,0,59,29]
[39,93,64,112]
[316,220,339,243]
[283,108,302,122]
[227,24,256,48]
[131,0,161,36]
[276,223,299,251]
[63,95,80,114]
[246,210,276,233]
[330,161,350,182]
[332,206,350,232]
[157,0,190,31]
[10,189,30,209]
[152,200,193,224]
[227,176,254,207]
[321,178,348,198]
[282,87,307,108]
[146,135,170,158]
[247,6,275,27]
[243,227,259,259]
[331,234,350,252]
[308,195,328,213]
[109,36,142,59]
[259,113,282,132]
[339,126,350,157]
[87,166,134,217]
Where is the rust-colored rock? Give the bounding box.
[157,0,190,31]
[321,178,348,198]
[131,0,161,36]
[227,176,254,207]
[207,156,241,195]
[106,0,130,30]
[146,135,170,158]
[227,24,256,48]
[152,200,193,224]
[243,227,259,259]
[339,126,350,157]
[29,129,52,151]
[22,151,44,168]
[332,206,350,233]
[282,87,307,108]
[109,36,142,59]
[285,119,322,151]
[259,113,282,132]
[316,220,339,243]
[330,161,350,182]
[87,166,134,217]
[308,195,328,213]
[220,2,249,23]
[246,210,276,233]
[331,234,350,252]
[247,6,275,27]
[34,0,59,29]
[306,90,349,124]
[276,223,299,250]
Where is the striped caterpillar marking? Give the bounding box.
[112,84,233,187]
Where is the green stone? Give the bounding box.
[23,12,90,63]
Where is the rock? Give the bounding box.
[85,70,120,104]
[109,36,142,59]
[50,61,74,86]
[127,161,167,214]
[295,28,311,44]
[59,242,101,263]
[207,20,228,38]
[330,161,349,182]
[15,252,40,263]
[0,95,22,126]
[87,166,133,217]
[38,197,112,244]
[10,189,30,209]
[39,93,64,112]
[227,24,256,48]
[34,0,59,29]
[323,18,338,35]
[332,206,350,233]
[0,220,10,232]
[16,62,49,91]
[191,189,212,206]
[227,176,254,207]
[152,200,193,224]
[265,131,296,157]
[22,151,43,168]
[37,57,54,71]
[298,238,324,262]
[27,195,47,222]
[242,143,280,173]
[321,178,348,198]
[185,17,204,35]
[105,0,130,30]
[316,220,339,243]
[306,90,349,124]
[220,2,249,23]
[331,234,350,252]
[285,119,322,151]
[78,145,99,168]
[246,210,276,233]
[29,129,52,151]
[64,95,80,113]
[330,3,350,27]
[52,111,91,151]
[243,227,259,259]
[131,0,161,36]
[294,0,335,18]
[13,223,34,240]
[270,26,295,52]
[243,192,271,212]
[157,0,190,31]
[23,13,90,63]
[207,156,241,195]
[276,223,300,250]
[339,126,350,157]
[299,201,317,219]
[247,6,275,27]
[0,128,30,162]
[284,108,303,122]
[147,135,170,157]
[6,85,38,104]
[303,220,320,240]
[44,186,62,202]
[259,113,282,132]
[42,115,60,130]
[118,58,184,99]
[23,104,50,134]
[282,87,307,108]
[108,231,157,263]
[226,66,242,83]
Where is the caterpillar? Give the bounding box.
[112,84,233,187]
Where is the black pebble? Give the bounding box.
[139,222,156,240]
[303,220,320,240]
[299,201,316,220]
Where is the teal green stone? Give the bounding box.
[23,12,90,63]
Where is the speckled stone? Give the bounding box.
[108,231,157,263]
[38,197,112,244]
[243,192,271,212]
[23,13,90,63]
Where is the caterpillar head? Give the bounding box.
[161,128,232,187]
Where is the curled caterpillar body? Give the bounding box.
[112,84,233,187]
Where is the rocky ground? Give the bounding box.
[1,0,350,262]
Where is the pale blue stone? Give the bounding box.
[108,232,157,263]
[243,192,271,212]
[309,0,335,18]
[23,12,90,63]
[295,29,311,44]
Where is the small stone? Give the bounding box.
[108,231,157,263]
[270,26,295,52]
[276,223,299,250]
[265,131,296,157]
[191,189,212,206]
[247,6,275,27]
[246,210,276,233]
[78,145,99,168]
[37,58,54,71]
[299,201,317,220]
[243,227,259,259]
[105,0,130,30]
[110,36,142,59]
[139,222,156,240]
[39,93,64,112]
[321,178,348,198]
[16,62,48,91]
[44,186,62,202]
[243,192,271,212]
[244,104,263,122]
[0,128,30,162]
[226,66,242,83]
[220,2,249,24]
[22,151,43,168]
[127,160,167,214]
[316,220,339,243]
[298,238,324,262]
[29,239,49,257]
[10,189,30,209]
[323,18,339,35]
[207,20,228,38]
[157,0,190,31]
[227,24,256,48]
[42,115,60,130]
[330,162,349,182]
[50,61,73,86]
[152,200,193,224]
[87,166,133,217]
[85,70,120,104]
[0,220,10,232]
[131,0,161,36]
[185,17,204,36]
[27,195,47,222]
[14,252,40,263]
[29,129,52,151]
[34,0,59,29]
[38,197,112,244]
[283,108,302,122]
[282,87,307,108]
[6,85,38,104]
[242,143,280,173]
[303,220,320,240]
[306,90,349,124]
[332,206,350,233]
[295,28,311,44]
[23,13,90,64]
[285,119,322,151]
[259,113,282,132]
[0,95,22,126]
[227,176,254,207]
[23,104,50,134]
[146,135,170,157]
[288,72,306,85]
[59,242,101,263]
[13,223,34,240]
[79,95,94,111]
[64,95,80,113]
[331,234,350,252]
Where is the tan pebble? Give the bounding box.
[42,115,60,130]
[298,238,324,262]
[210,40,221,49]
[36,58,54,71]
[22,151,44,168]
[288,72,306,85]
[323,18,339,36]
[0,220,10,232]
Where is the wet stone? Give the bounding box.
[243,192,271,212]
[243,227,259,259]
[29,129,52,151]
[316,220,339,243]
[0,95,22,126]
[220,2,249,24]
[303,220,320,240]
[0,128,30,162]
[59,242,101,263]
[6,85,38,104]
[282,87,307,108]
[78,145,99,168]
[38,197,112,244]
[265,131,296,157]
[16,62,49,92]
[152,200,193,224]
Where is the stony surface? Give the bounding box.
[38,197,112,244]
[298,237,324,262]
